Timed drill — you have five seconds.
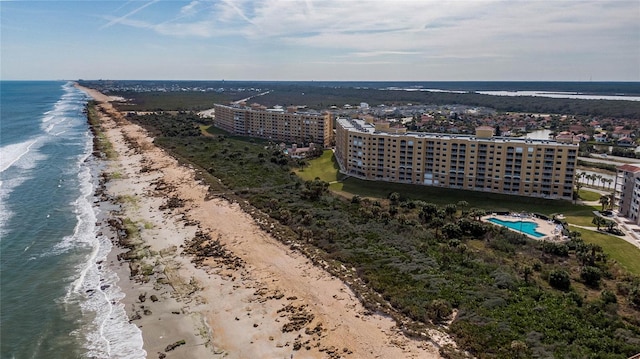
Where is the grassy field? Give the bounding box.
[295,150,341,183]
[579,189,602,202]
[571,226,640,275]
[563,212,601,227]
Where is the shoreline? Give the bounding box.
[76,83,444,358]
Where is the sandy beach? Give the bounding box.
[78,84,444,359]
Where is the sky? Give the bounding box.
[1,0,639,81]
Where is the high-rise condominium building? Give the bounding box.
[335,118,578,200]
[213,103,333,148]
[615,163,640,224]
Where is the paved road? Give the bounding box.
[579,155,638,166]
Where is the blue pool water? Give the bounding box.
[487,218,546,238]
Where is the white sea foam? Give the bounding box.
[0,146,41,239]
[51,140,94,255]
[0,139,41,173]
[4,81,144,357]
[0,176,30,238]
[61,127,145,359]
[0,82,84,239]
[1,82,85,173]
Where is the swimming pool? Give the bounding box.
[487,218,546,238]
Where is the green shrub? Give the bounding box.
[600,289,617,304]
[548,269,571,290]
[542,241,569,257]
[580,266,602,287]
[426,299,452,324]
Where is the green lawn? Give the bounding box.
[578,189,602,202]
[571,226,640,275]
[563,213,601,227]
[296,150,341,182]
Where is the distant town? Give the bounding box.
[86,80,640,156]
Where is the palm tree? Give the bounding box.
[599,195,610,211]
[583,173,593,187]
[444,204,457,218]
[574,177,583,204]
[431,217,445,238]
[419,203,438,224]
[388,192,401,206]
[595,174,603,188]
[469,208,485,221]
[608,192,616,210]
[457,200,469,216]
[604,178,613,189]
[592,216,606,230]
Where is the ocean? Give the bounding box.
[0,81,144,359]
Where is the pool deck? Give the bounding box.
[482,213,565,241]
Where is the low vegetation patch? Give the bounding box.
[86,102,117,159]
[116,194,139,208]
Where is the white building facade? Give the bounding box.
[616,164,640,225]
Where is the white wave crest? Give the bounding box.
[59,128,145,358]
[0,175,32,238]
[41,82,87,133]
[0,139,40,173]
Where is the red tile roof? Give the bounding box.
[618,164,640,173]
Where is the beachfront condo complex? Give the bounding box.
[616,163,640,225]
[335,118,579,200]
[213,103,333,148]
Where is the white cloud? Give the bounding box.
[180,1,201,16]
[349,51,424,58]
[101,0,639,80]
[101,0,160,29]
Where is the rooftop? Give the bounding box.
[618,163,640,173]
[337,117,578,147]
[215,102,323,116]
